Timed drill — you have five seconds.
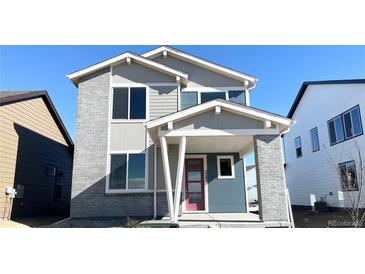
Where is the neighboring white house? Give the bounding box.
[246,165,258,208]
[284,80,365,209]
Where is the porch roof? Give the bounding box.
[146,99,293,132]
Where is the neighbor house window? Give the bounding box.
[295,136,302,158]
[339,161,358,191]
[109,153,146,191]
[328,105,363,145]
[112,87,146,120]
[181,91,198,110]
[54,169,64,201]
[46,165,56,176]
[310,127,320,152]
[228,90,245,105]
[217,155,235,179]
[201,92,226,103]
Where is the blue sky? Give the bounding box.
[1,45,365,140]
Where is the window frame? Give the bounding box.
[180,87,247,109]
[295,136,302,158]
[217,155,235,180]
[54,168,64,201]
[110,85,149,122]
[327,105,363,146]
[46,165,56,177]
[106,151,147,193]
[310,127,320,152]
[338,160,359,191]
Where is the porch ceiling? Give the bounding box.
[166,135,253,153]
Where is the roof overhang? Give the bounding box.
[147,99,293,133]
[67,51,188,86]
[142,46,258,88]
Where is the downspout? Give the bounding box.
[153,144,157,219]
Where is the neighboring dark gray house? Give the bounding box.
[0,91,73,219]
[67,46,293,227]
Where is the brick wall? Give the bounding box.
[254,135,288,222]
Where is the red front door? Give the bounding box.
[184,158,205,211]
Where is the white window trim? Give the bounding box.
[110,83,149,123]
[180,87,246,107]
[106,150,147,194]
[217,155,235,179]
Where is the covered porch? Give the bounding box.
[146,99,294,226]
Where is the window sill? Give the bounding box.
[105,189,150,194]
[110,119,147,123]
[217,176,235,180]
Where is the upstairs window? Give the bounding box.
[310,127,320,152]
[295,136,302,158]
[328,105,363,145]
[339,161,358,191]
[181,91,198,110]
[112,87,146,120]
[201,92,226,103]
[228,90,245,105]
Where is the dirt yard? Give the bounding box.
[293,210,364,228]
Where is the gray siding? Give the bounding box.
[153,55,244,88]
[109,123,146,151]
[156,145,179,190]
[206,153,246,213]
[174,109,264,130]
[149,86,178,120]
[112,62,176,84]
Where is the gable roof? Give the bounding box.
[147,98,292,131]
[287,79,365,118]
[142,46,258,86]
[67,51,188,86]
[0,90,74,149]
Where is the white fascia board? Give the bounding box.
[142,46,258,85]
[66,51,188,85]
[146,99,293,130]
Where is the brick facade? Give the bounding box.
[254,135,288,222]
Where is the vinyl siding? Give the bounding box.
[284,83,365,208]
[0,97,73,217]
[149,86,178,120]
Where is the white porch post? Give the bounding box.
[159,136,175,222]
[173,136,186,222]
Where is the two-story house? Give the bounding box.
[284,80,365,210]
[67,46,293,227]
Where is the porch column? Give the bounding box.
[159,136,175,222]
[173,136,186,222]
[253,135,288,222]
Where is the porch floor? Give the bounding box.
[160,212,291,228]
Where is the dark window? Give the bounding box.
[112,88,128,119]
[295,137,302,158]
[351,106,363,136]
[130,87,146,119]
[46,165,56,176]
[310,127,320,152]
[228,90,245,105]
[112,87,146,120]
[328,106,363,145]
[109,153,146,190]
[109,154,127,189]
[217,156,234,178]
[54,169,64,201]
[181,92,198,110]
[128,154,146,189]
[201,92,226,103]
[339,161,358,191]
